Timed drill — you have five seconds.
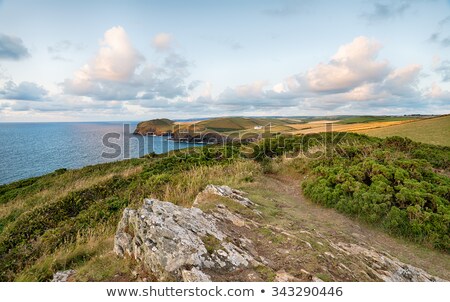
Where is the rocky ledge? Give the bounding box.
[51,269,76,282]
[114,185,446,282]
[114,191,259,281]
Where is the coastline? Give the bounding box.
[0,122,196,186]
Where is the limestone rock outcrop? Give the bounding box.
[114,198,257,281]
[114,185,447,282]
[193,185,254,207]
[51,270,75,282]
[331,242,445,282]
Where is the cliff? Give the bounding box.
[133,118,175,135]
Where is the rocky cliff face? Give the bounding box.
[114,185,446,282]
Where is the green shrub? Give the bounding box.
[299,134,450,251]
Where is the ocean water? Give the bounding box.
[0,122,194,185]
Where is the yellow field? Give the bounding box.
[288,120,414,134]
[170,115,449,146]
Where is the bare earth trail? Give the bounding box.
[238,173,450,281]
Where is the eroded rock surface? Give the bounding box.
[114,198,257,281]
[114,184,446,282]
[193,185,254,207]
[331,242,445,282]
[51,270,75,282]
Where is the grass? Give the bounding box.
[255,265,276,281]
[135,115,448,148]
[337,115,423,125]
[197,117,292,132]
[134,118,174,134]
[201,234,222,255]
[358,115,450,146]
[0,146,259,281]
[15,224,118,281]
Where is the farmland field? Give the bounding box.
[358,115,450,147]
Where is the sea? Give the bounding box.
[0,122,196,185]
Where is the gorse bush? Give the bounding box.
[299,136,449,251]
[253,133,449,251]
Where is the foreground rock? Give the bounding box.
[193,185,255,207]
[114,198,257,281]
[114,185,446,282]
[331,242,445,282]
[51,270,75,282]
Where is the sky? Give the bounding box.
[0,0,450,122]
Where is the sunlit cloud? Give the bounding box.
[152,33,174,52]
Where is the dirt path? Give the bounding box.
[241,173,450,280]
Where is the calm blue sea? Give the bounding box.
[0,122,194,185]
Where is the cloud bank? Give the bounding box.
[214,36,426,113]
[1,28,448,119]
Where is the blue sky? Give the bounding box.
[0,0,450,121]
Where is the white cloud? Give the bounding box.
[214,80,300,110]
[305,36,390,93]
[199,36,429,114]
[152,33,173,52]
[344,83,385,102]
[64,26,144,97]
[63,27,191,102]
[428,83,450,102]
[90,26,143,81]
[4,33,446,119]
[219,81,268,102]
[383,64,422,96]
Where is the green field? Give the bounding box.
[133,118,174,134]
[337,115,424,125]
[359,115,450,146]
[196,117,294,132]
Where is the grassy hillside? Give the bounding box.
[135,117,297,141]
[170,117,296,142]
[338,116,424,125]
[196,117,294,132]
[133,115,446,145]
[0,146,256,281]
[358,115,450,146]
[133,118,175,135]
[0,132,449,281]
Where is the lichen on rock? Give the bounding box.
[114,198,257,281]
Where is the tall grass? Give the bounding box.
[0,145,260,281]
